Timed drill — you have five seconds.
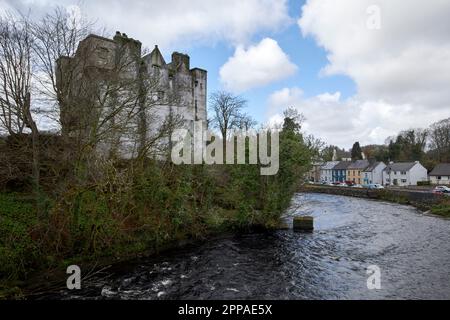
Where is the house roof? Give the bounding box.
[347,160,370,170]
[429,163,450,176]
[333,161,352,170]
[321,161,339,170]
[384,162,418,172]
[364,161,385,172]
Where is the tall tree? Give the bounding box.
[209,90,247,142]
[0,14,40,194]
[351,141,363,160]
[429,118,450,162]
[31,7,95,133]
[388,129,427,161]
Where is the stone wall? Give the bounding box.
[301,185,444,211]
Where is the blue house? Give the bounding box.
[332,161,352,182]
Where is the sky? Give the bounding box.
[2,0,450,149]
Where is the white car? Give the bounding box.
[368,184,385,189]
[433,186,450,195]
[351,184,364,188]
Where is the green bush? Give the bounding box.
[0,194,39,280]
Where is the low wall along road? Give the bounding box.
[301,184,444,211]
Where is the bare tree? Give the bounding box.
[429,117,450,162]
[209,91,247,141]
[31,7,95,130]
[305,134,325,160]
[0,13,40,192]
[237,113,257,131]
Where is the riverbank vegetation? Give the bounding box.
[430,200,450,218]
[0,110,312,297]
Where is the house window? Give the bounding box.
[401,171,406,175]
[195,80,199,87]
[401,179,407,183]
[438,176,442,180]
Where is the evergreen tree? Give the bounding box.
[351,142,363,160]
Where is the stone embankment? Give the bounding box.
[301,185,444,211]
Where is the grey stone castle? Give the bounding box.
[56,31,207,157]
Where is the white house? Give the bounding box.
[363,162,386,185]
[429,163,450,185]
[382,161,428,187]
[320,161,339,183]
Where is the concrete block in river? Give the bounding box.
[293,216,314,231]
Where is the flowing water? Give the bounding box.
[39,193,450,300]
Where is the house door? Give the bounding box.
[393,179,398,186]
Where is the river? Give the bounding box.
[38,193,450,300]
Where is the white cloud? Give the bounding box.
[6,0,291,49]
[219,38,297,92]
[267,87,446,149]
[273,0,450,148]
[298,0,450,108]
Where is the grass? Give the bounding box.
[431,200,450,217]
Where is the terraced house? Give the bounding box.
[346,160,370,184]
[332,161,352,183]
[362,162,386,185]
[320,161,339,183]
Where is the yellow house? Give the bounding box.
[347,160,370,184]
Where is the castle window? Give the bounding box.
[152,65,160,76]
[98,47,109,59]
[97,47,109,65]
[195,100,198,121]
[195,80,199,87]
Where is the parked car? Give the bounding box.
[368,184,385,190]
[352,184,364,188]
[433,186,450,195]
[336,182,347,187]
